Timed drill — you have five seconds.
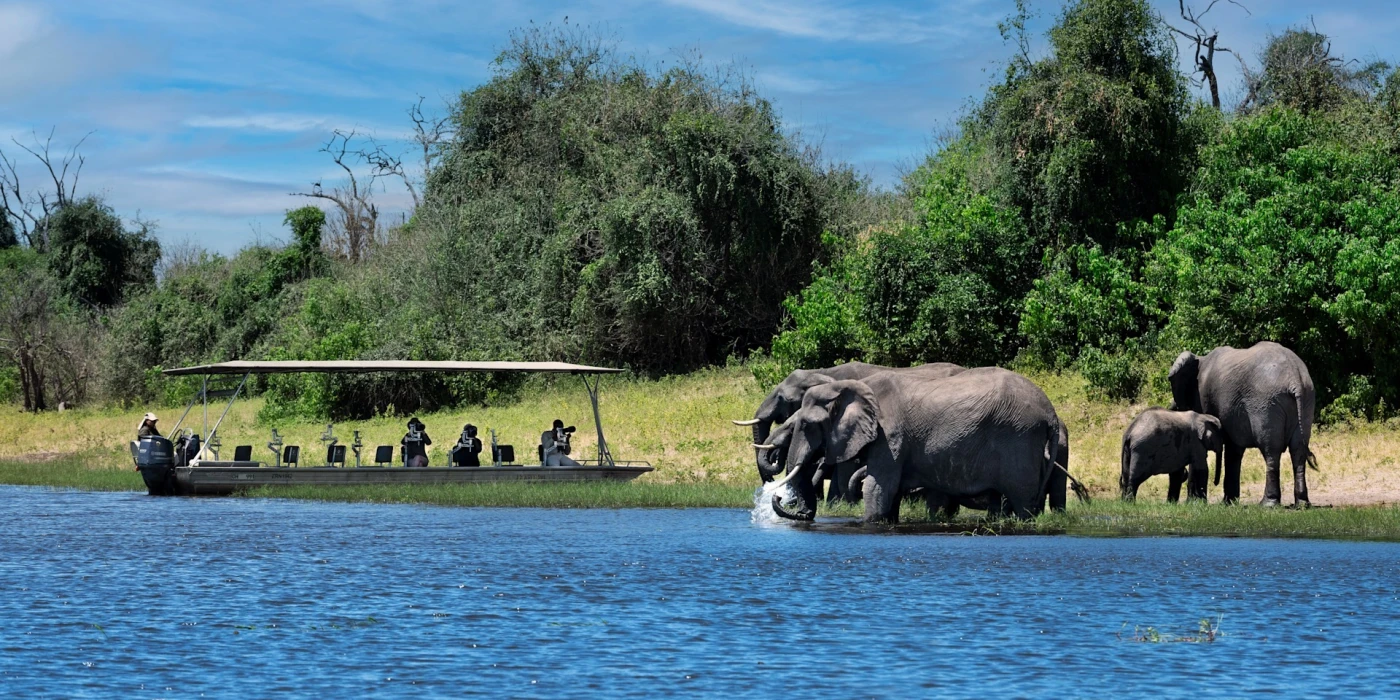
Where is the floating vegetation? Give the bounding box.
[1121,616,1224,643]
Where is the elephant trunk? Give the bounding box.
[753,420,776,482]
[847,465,868,499]
[771,494,815,521]
[1213,447,1223,487]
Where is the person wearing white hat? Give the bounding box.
[137,413,161,438]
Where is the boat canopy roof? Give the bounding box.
[162,360,625,376]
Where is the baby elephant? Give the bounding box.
[1121,409,1223,502]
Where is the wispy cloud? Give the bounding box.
[661,0,1000,43]
[186,113,341,133]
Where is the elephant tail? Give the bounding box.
[1040,417,1062,510]
[1292,385,1319,473]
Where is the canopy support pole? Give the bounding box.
[196,373,249,463]
[201,375,209,442]
[167,391,200,436]
[580,374,614,467]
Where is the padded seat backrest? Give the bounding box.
[374,445,393,465]
[283,445,300,467]
[327,444,346,466]
[494,444,514,464]
[233,445,253,462]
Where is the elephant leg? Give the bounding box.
[1289,442,1311,507]
[922,491,960,522]
[828,462,852,505]
[1260,448,1283,507]
[1047,462,1068,513]
[1187,453,1209,501]
[1166,468,1185,504]
[862,474,898,524]
[1222,442,1245,505]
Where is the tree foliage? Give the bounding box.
[407,26,857,373]
[46,197,160,309]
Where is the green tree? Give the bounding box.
[0,214,15,249]
[1246,28,1391,114]
[972,0,1196,250]
[407,25,856,373]
[45,197,160,308]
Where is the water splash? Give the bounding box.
[750,481,793,526]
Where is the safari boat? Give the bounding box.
[130,360,652,496]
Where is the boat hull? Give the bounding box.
[173,464,653,496]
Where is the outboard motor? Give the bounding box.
[132,436,178,496]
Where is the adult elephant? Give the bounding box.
[735,362,965,484]
[770,368,1061,523]
[1168,341,1317,507]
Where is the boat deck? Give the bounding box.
[175,462,654,496]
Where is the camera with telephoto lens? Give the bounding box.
[555,425,576,455]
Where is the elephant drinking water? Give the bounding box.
[771,367,1062,523]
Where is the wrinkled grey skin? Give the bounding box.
[1169,342,1316,506]
[746,362,965,485]
[1120,409,1223,502]
[776,368,1061,523]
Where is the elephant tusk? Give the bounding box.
[771,466,806,489]
[752,443,776,450]
[732,418,761,426]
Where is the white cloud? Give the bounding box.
[661,0,999,44]
[0,4,45,58]
[185,113,340,133]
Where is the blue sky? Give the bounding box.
[1,0,1395,253]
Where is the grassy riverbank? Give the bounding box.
[5,366,1400,536]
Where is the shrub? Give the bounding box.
[1078,345,1146,402]
[1020,241,1153,368]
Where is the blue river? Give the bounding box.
[1,485,1398,697]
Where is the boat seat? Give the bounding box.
[282,445,300,468]
[374,445,393,466]
[233,445,253,462]
[326,444,346,468]
[493,444,514,465]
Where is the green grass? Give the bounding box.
[0,452,143,491]
[800,495,1400,541]
[238,480,755,508]
[1039,499,1400,540]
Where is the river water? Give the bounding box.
[2,486,1398,698]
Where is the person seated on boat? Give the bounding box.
[137,412,161,438]
[453,424,483,467]
[401,417,432,468]
[541,419,579,468]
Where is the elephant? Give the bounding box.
[770,367,1061,523]
[736,362,965,486]
[1168,341,1317,507]
[1119,409,1223,503]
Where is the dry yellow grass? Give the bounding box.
[3,366,1399,504]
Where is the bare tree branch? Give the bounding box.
[1166,0,1251,110]
[292,129,382,262]
[0,129,93,251]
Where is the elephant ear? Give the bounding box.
[803,380,880,464]
[1168,352,1200,412]
[1196,414,1222,450]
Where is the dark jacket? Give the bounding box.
[401,431,432,466]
